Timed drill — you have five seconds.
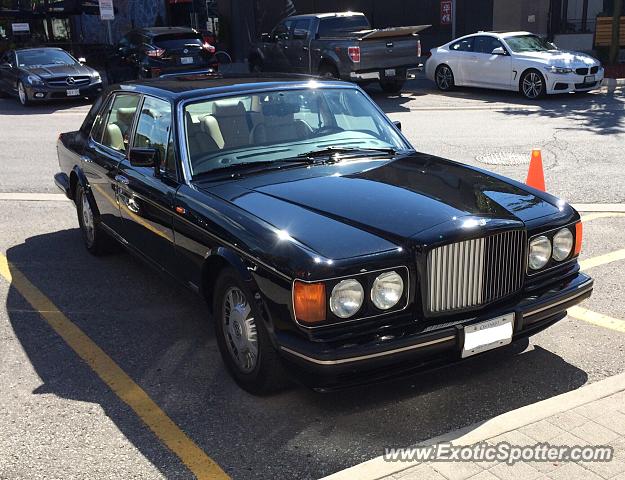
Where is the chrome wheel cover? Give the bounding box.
[436,66,452,90]
[18,82,26,104]
[81,192,95,246]
[522,72,543,99]
[223,286,258,373]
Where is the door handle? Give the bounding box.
[115,174,129,185]
[303,46,309,52]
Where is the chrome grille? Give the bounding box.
[47,76,91,87]
[427,230,525,313]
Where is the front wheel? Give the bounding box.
[17,81,31,106]
[213,268,290,395]
[435,64,455,91]
[520,70,546,99]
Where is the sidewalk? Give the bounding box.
[323,373,625,480]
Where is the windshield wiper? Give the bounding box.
[193,158,316,179]
[296,146,398,160]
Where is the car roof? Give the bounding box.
[113,73,354,101]
[135,26,199,37]
[14,47,67,53]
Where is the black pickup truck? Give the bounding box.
[248,12,428,93]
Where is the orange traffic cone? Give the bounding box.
[526,149,546,191]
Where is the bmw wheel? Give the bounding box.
[435,64,455,91]
[17,81,31,106]
[75,184,114,255]
[520,69,546,99]
[213,268,290,395]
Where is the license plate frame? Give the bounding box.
[384,68,396,77]
[584,75,595,83]
[180,56,194,65]
[462,313,514,358]
[66,88,80,96]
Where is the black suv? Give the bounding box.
[106,27,218,82]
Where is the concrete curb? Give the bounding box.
[321,372,625,480]
[0,193,70,202]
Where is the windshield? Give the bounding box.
[16,49,77,67]
[504,35,555,53]
[184,86,410,176]
[153,33,203,50]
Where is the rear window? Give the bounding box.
[317,15,370,37]
[153,33,203,49]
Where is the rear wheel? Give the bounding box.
[75,185,114,255]
[435,64,454,91]
[380,79,405,93]
[520,69,546,99]
[319,63,339,79]
[213,268,290,395]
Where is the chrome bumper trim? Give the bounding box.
[523,280,593,318]
[281,335,456,365]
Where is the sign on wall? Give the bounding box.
[99,0,115,20]
[11,23,30,34]
[440,0,452,25]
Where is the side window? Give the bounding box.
[84,93,108,138]
[449,38,473,52]
[133,96,174,177]
[273,20,293,40]
[102,94,141,153]
[293,20,310,40]
[474,36,504,54]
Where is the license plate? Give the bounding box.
[181,57,194,65]
[384,68,396,77]
[462,313,514,358]
[584,75,595,83]
[66,88,80,96]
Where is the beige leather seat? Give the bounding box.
[211,101,251,149]
[186,112,218,159]
[251,101,312,144]
[103,124,124,151]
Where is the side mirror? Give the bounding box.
[129,147,158,168]
[491,47,506,55]
[78,57,87,64]
[548,42,557,50]
[393,120,402,131]
[0,62,11,68]
[261,33,272,42]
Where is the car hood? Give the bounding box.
[21,63,95,78]
[514,49,598,67]
[197,152,568,260]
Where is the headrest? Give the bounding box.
[116,107,136,126]
[260,99,300,117]
[212,100,246,117]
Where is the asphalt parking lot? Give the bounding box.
[1,78,624,479]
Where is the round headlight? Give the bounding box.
[371,271,404,310]
[552,228,573,261]
[330,279,364,318]
[528,235,551,270]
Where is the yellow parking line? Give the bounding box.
[568,306,625,334]
[0,254,229,480]
[579,249,625,271]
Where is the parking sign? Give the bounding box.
[99,0,114,20]
[441,0,452,25]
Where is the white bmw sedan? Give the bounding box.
[425,31,604,99]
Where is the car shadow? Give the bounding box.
[5,229,589,479]
[0,97,92,115]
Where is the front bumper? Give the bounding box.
[25,81,103,101]
[278,271,593,389]
[545,69,604,94]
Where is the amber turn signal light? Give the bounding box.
[293,281,326,324]
[574,221,583,256]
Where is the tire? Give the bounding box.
[17,81,31,106]
[380,79,405,93]
[75,184,114,256]
[520,69,546,99]
[213,268,291,395]
[319,63,339,80]
[434,64,455,91]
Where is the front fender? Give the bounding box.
[70,165,101,218]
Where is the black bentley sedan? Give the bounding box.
[0,47,103,106]
[54,74,593,394]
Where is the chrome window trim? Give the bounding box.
[292,265,410,330]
